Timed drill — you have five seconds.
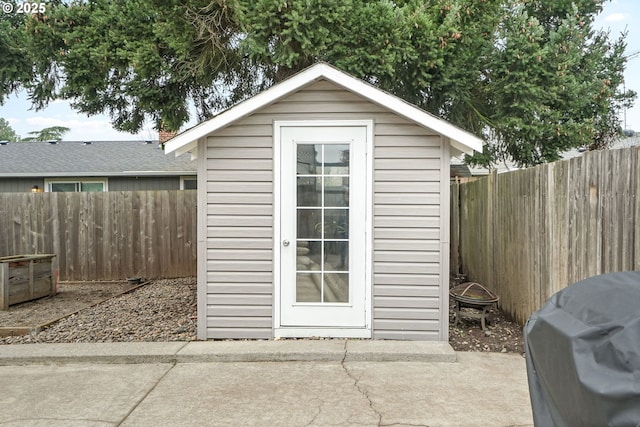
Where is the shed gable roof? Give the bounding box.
[166,63,483,158]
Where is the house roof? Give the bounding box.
[0,140,196,178]
[562,135,640,160]
[451,135,640,178]
[165,62,484,158]
[450,163,473,178]
[450,155,519,177]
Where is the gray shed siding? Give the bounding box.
[373,134,443,340]
[204,132,274,339]
[203,79,446,340]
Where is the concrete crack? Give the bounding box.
[340,340,383,427]
[116,361,177,426]
[304,398,323,426]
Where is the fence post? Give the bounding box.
[450,180,461,275]
[0,262,8,310]
[488,170,496,292]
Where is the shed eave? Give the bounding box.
[450,139,478,156]
[174,140,199,158]
[164,62,483,156]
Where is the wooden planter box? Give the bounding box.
[0,255,56,310]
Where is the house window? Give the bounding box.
[46,179,107,192]
[181,177,197,190]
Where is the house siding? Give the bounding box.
[0,176,193,192]
[109,176,184,191]
[203,79,445,340]
[0,178,45,193]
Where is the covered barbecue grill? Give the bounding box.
[524,271,640,426]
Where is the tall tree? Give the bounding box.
[13,0,237,132]
[1,0,635,167]
[222,0,634,167]
[0,4,31,105]
[474,1,634,167]
[21,126,70,141]
[0,118,20,141]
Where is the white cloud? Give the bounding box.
[0,93,160,141]
[20,116,156,141]
[605,12,628,22]
[5,117,22,127]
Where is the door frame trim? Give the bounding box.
[273,120,373,337]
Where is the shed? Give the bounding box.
[166,63,482,341]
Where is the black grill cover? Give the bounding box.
[524,271,640,427]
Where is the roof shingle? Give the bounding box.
[0,140,196,177]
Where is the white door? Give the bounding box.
[278,122,370,333]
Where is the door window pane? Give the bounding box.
[297,144,321,175]
[323,144,349,174]
[296,272,321,302]
[296,241,322,271]
[297,209,321,239]
[324,177,348,207]
[323,209,348,239]
[323,273,349,303]
[324,241,348,271]
[297,177,321,207]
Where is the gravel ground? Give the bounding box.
[0,278,197,344]
[447,295,524,354]
[1,276,523,352]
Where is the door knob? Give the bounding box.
[283,240,290,247]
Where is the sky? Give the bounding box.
[0,0,639,142]
[594,0,640,132]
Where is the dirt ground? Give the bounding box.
[1,280,525,353]
[0,282,138,328]
[448,295,524,353]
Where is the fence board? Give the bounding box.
[0,190,197,281]
[451,146,640,325]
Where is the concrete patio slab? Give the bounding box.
[0,363,171,426]
[0,342,533,427]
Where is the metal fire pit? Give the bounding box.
[450,282,499,330]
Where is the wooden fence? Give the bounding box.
[0,190,197,281]
[451,146,640,325]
